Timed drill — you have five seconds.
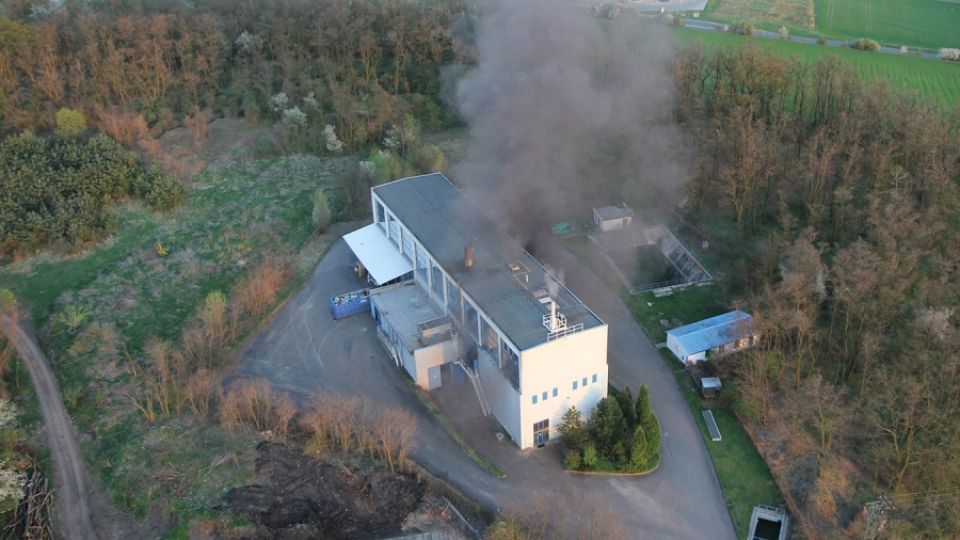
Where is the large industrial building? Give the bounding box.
[343,173,608,449]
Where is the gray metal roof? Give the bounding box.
[594,204,633,221]
[373,174,604,351]
[667,311,753,354]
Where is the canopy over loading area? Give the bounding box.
[343,224,412,286]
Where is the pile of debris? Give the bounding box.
[221,442,423,539]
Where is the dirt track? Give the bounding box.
[3,316,100,539]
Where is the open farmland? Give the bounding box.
[815,0,960,49]
[671,27,960,105]
[705,0,816,28]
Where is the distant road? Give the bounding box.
[677,17,940,59]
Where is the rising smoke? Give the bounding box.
[454,0,692,248]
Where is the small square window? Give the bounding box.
[552,388,558,397]
[592,374,598,383]
[572,380,578,390]
[582,377,588,387]
[542,391,548,401]
[532,395,538,404]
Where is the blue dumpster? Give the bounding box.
[330,289,370,320]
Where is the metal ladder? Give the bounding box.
[456,360,492,417]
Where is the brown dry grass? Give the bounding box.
[301,395,417,472]
[94,108,150,145]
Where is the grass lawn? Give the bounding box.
[625,285,730,343]
[670,26,960,105]
[664,350,782,538]
[815,0,960,49]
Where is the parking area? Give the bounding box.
[235,236,736,539]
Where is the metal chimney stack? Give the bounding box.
[549,300,558,332]
[464,243,474,270]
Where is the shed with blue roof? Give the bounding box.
[666,310,757,364]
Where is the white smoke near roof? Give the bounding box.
[454,0,691,247]
[545,271,561,299]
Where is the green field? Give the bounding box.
[815,0,960,49]
[672,26,960,104]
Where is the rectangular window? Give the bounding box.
[542,391,548,401]
[446,277,461,321]
[552,388,558,397]
[572,380,578,390]
[532,395,538,405]
[463,298,479,341]
[582,377,588,387]
[430,262,444,300]
[388,214,400,245]
[592,374,598,383]
[415,244,429,286]
[401,227,414,262]
[503,344,520,390]
[376,202,385,228]
[480,317,498,356]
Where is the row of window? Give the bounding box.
[531,374,599,405]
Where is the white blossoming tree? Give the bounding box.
[323,125,343,153]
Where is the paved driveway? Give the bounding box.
[236,238,736,539]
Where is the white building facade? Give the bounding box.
[350,173,608,449]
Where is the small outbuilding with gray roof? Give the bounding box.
[666,310,758,364]
[593,203,633,232]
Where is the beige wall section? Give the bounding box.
[410,340,455,389]
[478,353,522,444]
[517,324,609,449]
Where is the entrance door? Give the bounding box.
[427,366,442,390]
[533,419,549,447]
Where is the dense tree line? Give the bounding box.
[0,0,468,148]
[558,386,659,473]
[675,44,960,537]
[0,131,183,255]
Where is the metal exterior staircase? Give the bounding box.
[456,360,491,417]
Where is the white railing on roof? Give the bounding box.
[543,310,584,340]
[543,312,568,333]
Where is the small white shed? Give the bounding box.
[593,204,634,232]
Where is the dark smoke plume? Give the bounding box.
[455,0,691,245]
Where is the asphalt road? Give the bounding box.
[681,18,940,58]
[236,238,736,539]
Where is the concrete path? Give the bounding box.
[236,238,736,539]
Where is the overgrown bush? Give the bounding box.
[300,394,416,472]
[730,22,755,36]
[940,48,960,62]
[558,386,660,473]
[312,189,332,232]
[55,108,86,135]
[0,132,184,255]
[850,38,880,52]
